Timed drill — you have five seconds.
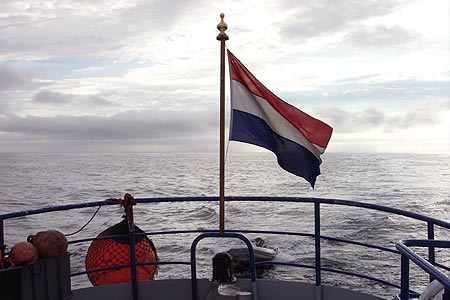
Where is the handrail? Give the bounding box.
[396,239,450,300]
[1,196,449,300]
[1,196,449,228]
[190,232,258,300]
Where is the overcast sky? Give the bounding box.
[0,0,448,153]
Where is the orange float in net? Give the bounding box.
[85,219,158,286]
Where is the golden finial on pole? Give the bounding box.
[217,13,229,41]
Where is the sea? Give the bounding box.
[0,152,449,298]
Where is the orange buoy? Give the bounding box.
[85,219,158,286]
[31,230,68,258]
[9,242,39,265]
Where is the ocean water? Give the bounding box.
[0,152,449,298]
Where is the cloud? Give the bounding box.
[316,99,448,133]
[316,107,385,132]
[32,90,115,107]
[276,0,407,41]
[343,25,420,48]
[1,98,446,152]
[386,99,450,130]
[0,109,217,141]
[0,0,209,61]
[0,66,36,90]
[0,0,446,153]
[33,90,75,105]
[312,79,449,103]
[119,0,205,29]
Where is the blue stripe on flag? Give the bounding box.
[230,109,321,187]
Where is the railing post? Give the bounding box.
[0,219,4,257]
[129,212,139,300]
[427,222,435,282]
[400,254,410,300]
[314,202,321,288]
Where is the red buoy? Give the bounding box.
[85,219,158,286]
[10,242,39,265]
[32,230,68,258]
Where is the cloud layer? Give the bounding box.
[0,0,448,153]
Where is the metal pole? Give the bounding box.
[128,207,139,300]
[0,220,4,257]
[314,202,322,300]
[217,13,228,233]
[400,254,410,300]
[427,222,436,283]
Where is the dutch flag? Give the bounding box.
[228,50,333,188]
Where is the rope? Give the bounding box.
[65,206,101,237]
[64,193,135,237]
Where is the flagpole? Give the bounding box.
[217,13,228,233]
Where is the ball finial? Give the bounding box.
[217,13,229,40]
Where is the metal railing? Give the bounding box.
[396,239,450,300]
[1,196,449,300]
